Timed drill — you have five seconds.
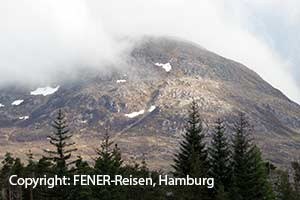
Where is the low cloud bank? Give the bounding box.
[0,0,299,103]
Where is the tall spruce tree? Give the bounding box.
[94,131,123,175]
[230,113,253,200]
[93,131,124,199]
[173,100,209,177]
[247,146,274,200]
[172,100,210,200]
[231,113,274,200]
[209,119,231,191]
[44,109,77,200]
[45,109,77,173]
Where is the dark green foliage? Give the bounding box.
[0,153,14,187]
[43,109,78,200]
[122,160,166,200]
[22,151,36,200]
[172,100,210,199]
[67,157,96,200]
[92,133,167,200]
[92,132,125,199]
[231,113,274,200]
[209,119,231,192]
[45,109,78,173]
[273,170,296,200]
[173,100,209,177]
[247,146,274,200]
[10,158,24,199]
[230,113,253,199]
[94,132,123,175]
[0,153,26,200]
[215,185,229,200]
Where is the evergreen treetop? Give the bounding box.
[44,109,77,173]
[231,113,274,200]
[173,100,209,177]
[209,118,231,191]
[94,131,123,175]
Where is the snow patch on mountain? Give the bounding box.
[155,62,172,72]
[30,86,60,96]
[12,100,24,106]
[148,105,156,112]
[19,116,29,120]
[80,120,88,124]
[125,110,145,118]
[0,103,4,108]
[117,80,127,83]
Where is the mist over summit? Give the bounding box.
[0,0,299,103]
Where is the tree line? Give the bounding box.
[0,101,300,200]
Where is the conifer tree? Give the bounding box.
[274,170,296,200]
[209,118,231,192]
[173,100,209,177]
[44,109,77,200]
[0,154,25,200]
[94,132,123,175]
[34,157,53,199]
[0,153,15,200]
[172,100,210,200]
[247,146,274,200]
[93,131,124,199]
[231,113,274,200]
[23,151,36,200]
[45,109,77,174]
[10,158,24,200]
[230,113,253,200]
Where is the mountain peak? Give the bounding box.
[0,36,299,169]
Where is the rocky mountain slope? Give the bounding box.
[0,37,299,169]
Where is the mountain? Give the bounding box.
[0,37,299,169]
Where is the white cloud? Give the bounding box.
[0,0,126,85]
[0,0,299,103]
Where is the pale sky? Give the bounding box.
[0,0,299,103]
